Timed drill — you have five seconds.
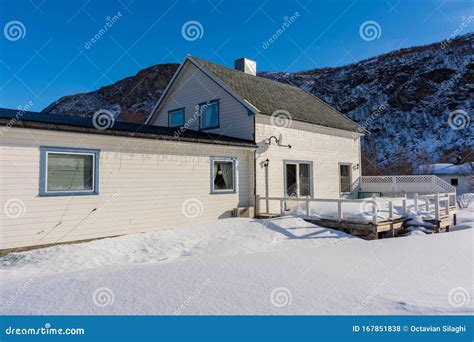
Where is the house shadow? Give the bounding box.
[251,217,347,240]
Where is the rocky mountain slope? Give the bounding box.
[43,33,473,174]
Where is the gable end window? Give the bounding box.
[40,147,99,196]
[168,108,185,127]
[450,178,458,186]
[199,100,220,130]
[211,157,236,193]
[339,163,352,194]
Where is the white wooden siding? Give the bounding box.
[150,61,254,140]
[0,127,254,250]
[254,115,361,212]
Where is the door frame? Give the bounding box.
[283,160,314,198]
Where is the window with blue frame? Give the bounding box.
[199,100,219,130]
[40,147,99,196]
[168,108,185,127]
[211,157,236,193]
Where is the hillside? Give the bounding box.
[42,33,473,173]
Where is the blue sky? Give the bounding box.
[0,0,473,110]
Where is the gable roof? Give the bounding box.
[0,108,256,148]
[187,56,362,133]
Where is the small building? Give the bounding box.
[415,163,474,195]
[0,55,365,251]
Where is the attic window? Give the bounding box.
[168,108,185,127]
[199,100,219,130]
[450,178,458,186]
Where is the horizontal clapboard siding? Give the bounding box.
[0,127,254,250]
[151,61,254,140]
[255,115,361,212]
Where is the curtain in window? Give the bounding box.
[47,153,93,191]
[213,161,233,190]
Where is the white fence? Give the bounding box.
[256,192,456,224]
[359,175,456,195]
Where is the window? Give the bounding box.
[40,147,99,196]
[339,163,352,193]
[451,178,458,186]
[284,161,313,197]
[211,157,235,193]
[199,100,219,130]
[168,108,185,127]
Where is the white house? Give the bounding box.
[0,55,363,251]
[415,163,474,195]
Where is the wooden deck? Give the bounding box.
[256,193,457,240]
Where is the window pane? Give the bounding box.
[286,164,297,197]
[170,110,184,127]
[340,164,351,193]
[213,161,233,190]
[299,163,311,196]
[202,102,219,128]
[47,153,93,191]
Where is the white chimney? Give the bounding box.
[234,58,256,76]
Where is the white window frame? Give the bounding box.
[210,157,236,194]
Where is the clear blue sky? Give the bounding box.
[0,0,472,110]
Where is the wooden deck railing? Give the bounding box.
[256,192,457,224]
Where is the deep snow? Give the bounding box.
[0,212,472,315]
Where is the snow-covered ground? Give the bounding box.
[0,210,472,315]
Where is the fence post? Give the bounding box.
[255,195,260,217]
[280,200,284,216]
[445,198,449,216]
[425,196,429,212]
[435,193,440,221]
[389,201,393,220]
[372,195,377,225]
[402,194,407,214]
[414,193,418,212]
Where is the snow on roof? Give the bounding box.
[415,163,474,175]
